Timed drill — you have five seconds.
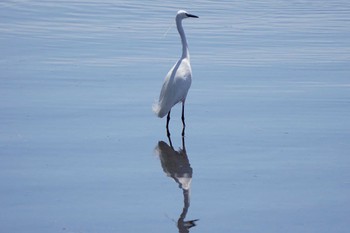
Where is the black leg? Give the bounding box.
[182,134,186,153]
[166,110,171,137]
[167,132,173,149]
[181,102,186,136]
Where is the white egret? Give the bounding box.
[153,10,198,136]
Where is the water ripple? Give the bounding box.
[1,0,349,67]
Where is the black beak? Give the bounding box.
[186,13,199,18]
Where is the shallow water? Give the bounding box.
[1,1,350,232]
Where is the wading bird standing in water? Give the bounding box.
[153,10,198,137]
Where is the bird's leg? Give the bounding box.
[166,110,171,137]
[182,134,186,153]
[181,102,186,136]
[167,132,173,149]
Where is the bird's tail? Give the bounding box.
[152,101,167,118]
[152,102,162,118]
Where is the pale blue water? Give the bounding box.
[1,1,350,233]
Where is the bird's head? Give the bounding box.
[176,10,199,20]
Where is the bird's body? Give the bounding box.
[154,58,192,118]
[153,10,198,136]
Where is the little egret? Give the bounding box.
[153,10,198,136]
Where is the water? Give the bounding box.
[1,1,350,232]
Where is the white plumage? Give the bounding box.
[153,10,198,135]
[153,58,192,118]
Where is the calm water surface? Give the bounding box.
[1,1,350,233]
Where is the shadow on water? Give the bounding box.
[154,135,199,233]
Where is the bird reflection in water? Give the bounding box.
[155,135,199,233]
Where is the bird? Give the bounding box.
[153,10,198,137]
[154,136,199,232]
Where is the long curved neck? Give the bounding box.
[176,18,189,59]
